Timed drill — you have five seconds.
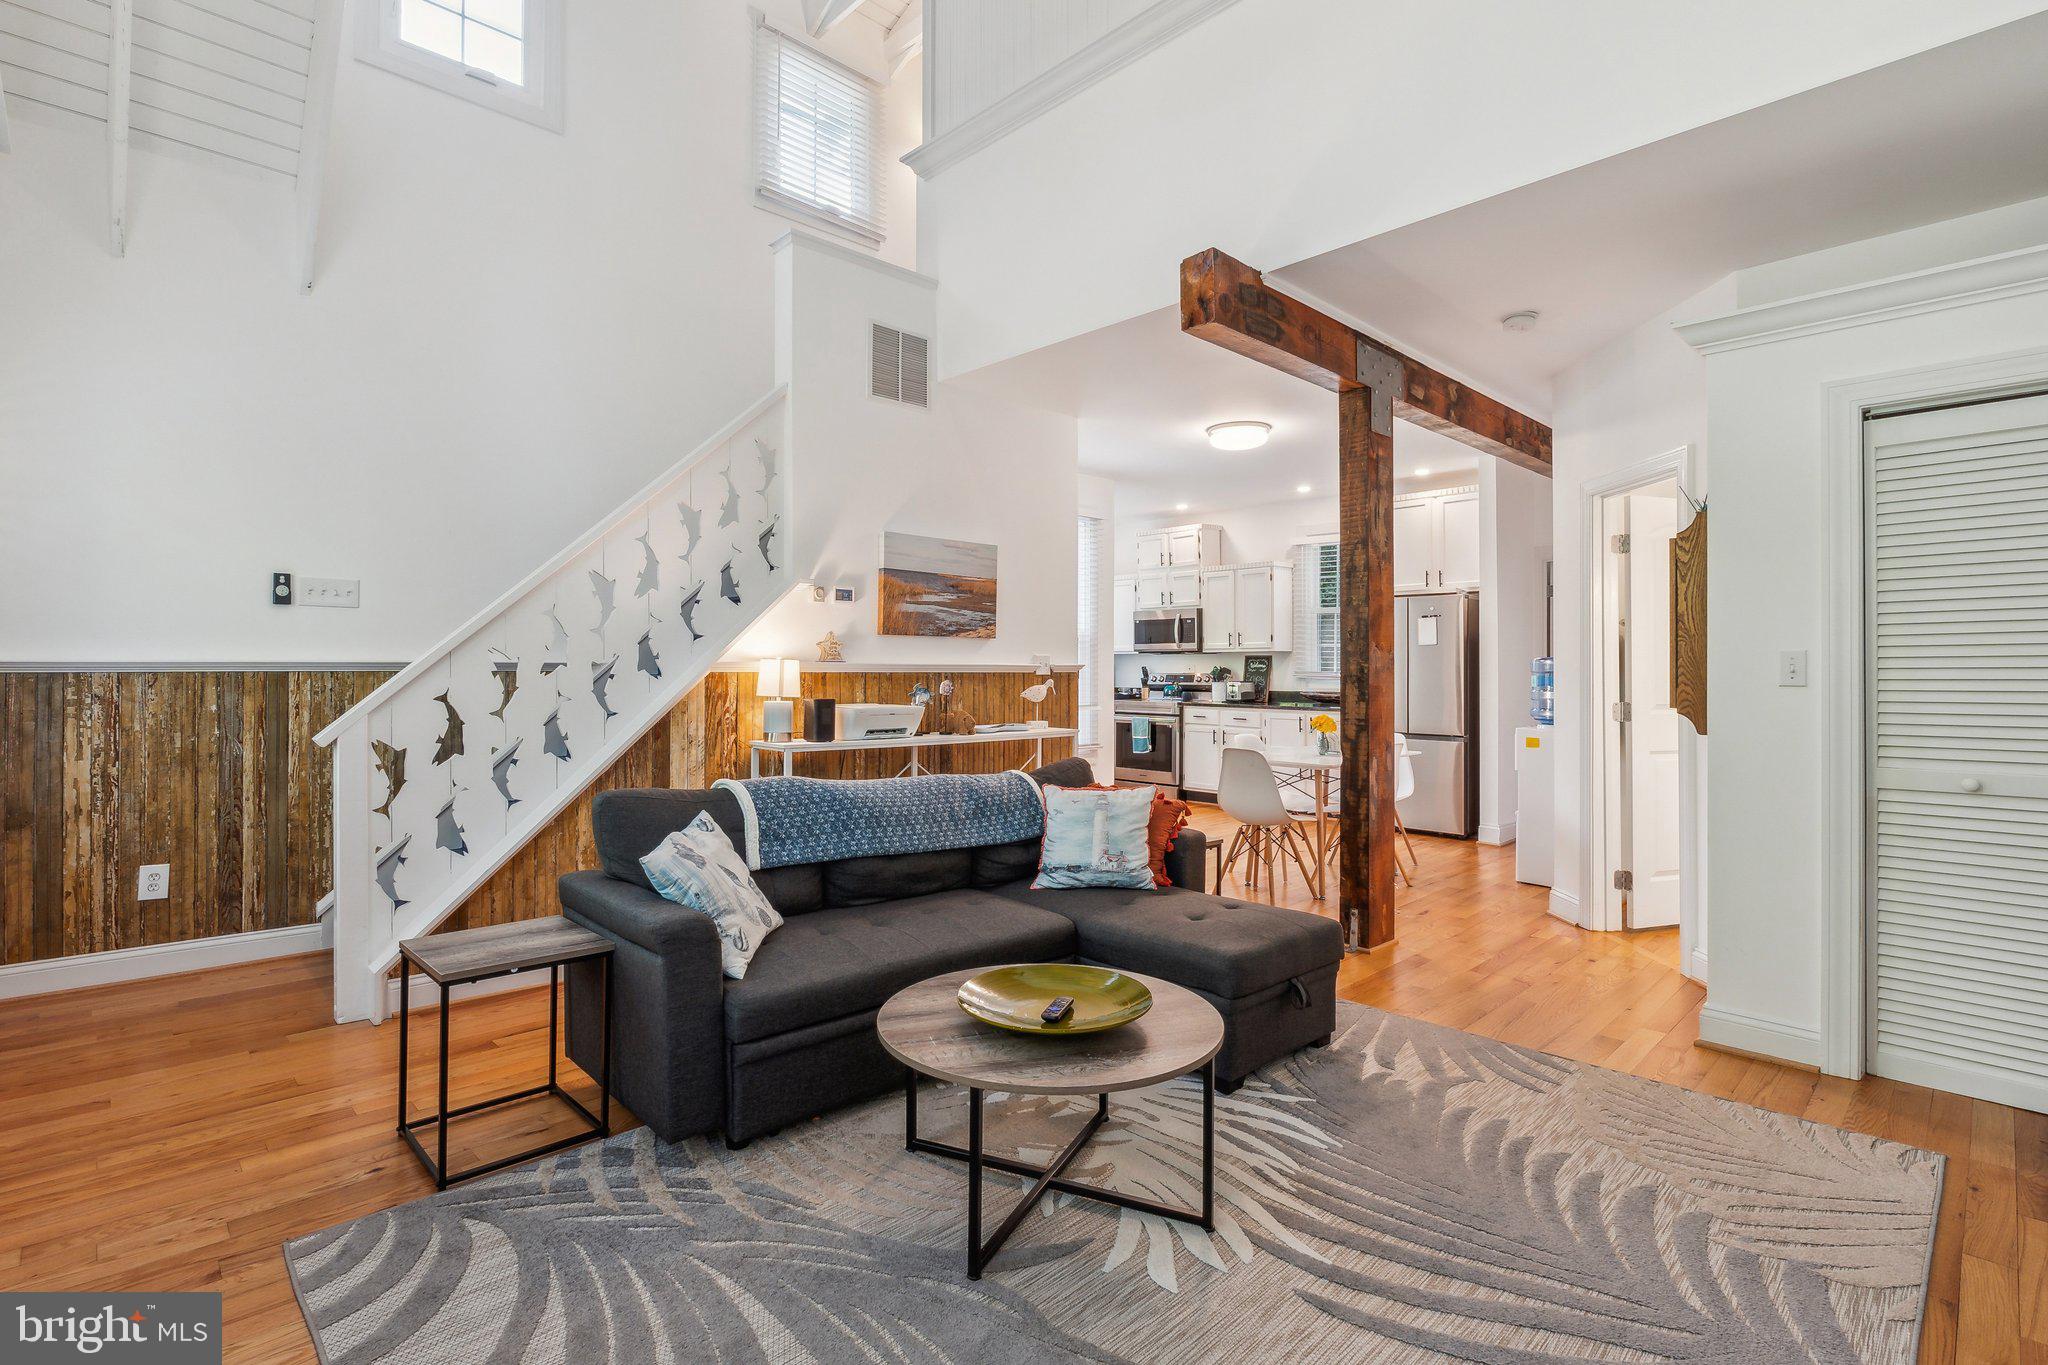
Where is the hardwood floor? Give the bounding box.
[0,818,2038,1364]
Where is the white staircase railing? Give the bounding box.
[316,388,791,1023]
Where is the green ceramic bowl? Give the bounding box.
[957,964,1153,1035]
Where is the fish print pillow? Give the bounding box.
[640,812,785,978]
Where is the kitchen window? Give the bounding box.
[358,0,565,130]
[1077,514,1104,753]
[753,17,885,245]
[1293,538,1339,688]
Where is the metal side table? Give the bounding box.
[397,915,613,1189]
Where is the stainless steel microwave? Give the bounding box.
[1132,606,1202,653]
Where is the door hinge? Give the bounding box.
[1611,533,1631,554]
[1613,869,1634,891]
[1612,700,1632,723]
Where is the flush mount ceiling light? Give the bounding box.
[1175,502,1190,512]
[1501,311,1540,333]
[1295,484,1312,494]
[1206,421,1271,451]
[1415,467,1431,477]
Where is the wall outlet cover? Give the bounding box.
[271,571,293,606]
[301,576,361,609]
[1778,650,1809,687]
[138,864,170,901]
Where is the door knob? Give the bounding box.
[1959,778,1983,793]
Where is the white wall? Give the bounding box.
[915,0,2040,379]
[1548,282,1728,973]
[730,233,1080,668]
[1477,459,1552,844]
[1683,241,2048,1069]
[0,0,917,664]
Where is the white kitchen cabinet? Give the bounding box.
[1113,575,1137,652]
[1134,523,1220,572]
[1439,490,1481,590]
[1134,572,1166,608]
[1182,724,1222,792]
[1263,712,1306,749]
[1201,569,1235,648]
[1393,487,1480,592]
[1165,567,1203,607]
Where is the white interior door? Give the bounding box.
[1865,392,2048,1112]
[1624,483,1682,928]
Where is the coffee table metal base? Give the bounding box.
[903,1061,1216,1280]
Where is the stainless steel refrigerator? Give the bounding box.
[1395,591,1479,838]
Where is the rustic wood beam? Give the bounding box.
[1179,248,1553,475]
[1338,387,1397,950]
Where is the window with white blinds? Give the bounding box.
[1077,514,1104,752]
[753,19,884,244]
[1292,539,1340,688]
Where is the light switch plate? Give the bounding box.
[301,577,361,608]
[1778,650,1808,687]
[138,864,170,901]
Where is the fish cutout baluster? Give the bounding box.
[679,584,704,641]
[542,708,572,762]
[636,630,662,680]
[634,533,660,598]
[432,691,465,765]
[543,606,570,671]
[374,836,411,911]
[719,559,741,606]
[677,501,703,562]
[592,658,619,721]
[435,796,468,857]
[757,516,779,572]
[539,661,566,676]
[588,570,617,634]
[371,741,407,819]
[490,739,522,808]
[755,438,778,497]
[488,651,519,720]
[718,463,740,528]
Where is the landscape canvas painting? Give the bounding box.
[878,532,997,638]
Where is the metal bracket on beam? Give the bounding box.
[1355,339,1403,436]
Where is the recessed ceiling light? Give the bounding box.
[1206,421,1271,451]
[1501,311,1539,333]
[1175,502,1190,512]
[1414,467,1431,477]
[1295,484,1311,494]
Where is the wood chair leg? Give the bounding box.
[1220,827,1247,883]
[1281,824,1319,887]
[1394,808,1419,871]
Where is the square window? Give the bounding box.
[359,0,563,131]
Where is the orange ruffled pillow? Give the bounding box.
[1072,784,1190,888]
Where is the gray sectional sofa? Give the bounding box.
[561,757,1343,1145]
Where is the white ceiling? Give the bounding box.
[969,13,2048,513]
[1271,12,2048,414]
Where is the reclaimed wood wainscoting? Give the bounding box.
[0,670,393,966]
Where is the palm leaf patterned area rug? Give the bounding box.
[285,1004,1942,1364]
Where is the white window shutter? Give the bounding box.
[1293,539,1340,687]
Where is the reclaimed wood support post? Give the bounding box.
[1338,384,1396,949]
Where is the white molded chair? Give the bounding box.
[1216,743,1318,897]
[1318,734,1419,886]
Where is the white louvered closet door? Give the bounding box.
[1866,392,2048,1113]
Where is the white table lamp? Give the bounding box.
[756,658,801,741]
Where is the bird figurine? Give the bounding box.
[1020,675,1056,721]
[910,682,934,708]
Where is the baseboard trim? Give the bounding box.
[1546,889,1581,926]
[1685,949,1708,986]
[0,921,331,1002]
[382,965,550,1020]
[1477,821,1516,846]
[1696,1002,1823,1069]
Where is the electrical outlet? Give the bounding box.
[271,571,293,606]
[1778,650,1808,687]
[138,864,170,901]
[300,576,361,608]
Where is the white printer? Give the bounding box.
[836,703,925,740]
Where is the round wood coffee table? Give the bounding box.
[877,965,1225,1279]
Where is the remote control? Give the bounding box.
[1041,996,1075,1025]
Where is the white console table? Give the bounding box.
[749,727,1079,779]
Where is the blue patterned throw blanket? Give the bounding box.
[712,771,1046,869]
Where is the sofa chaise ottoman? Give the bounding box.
[561,756,1342,1145]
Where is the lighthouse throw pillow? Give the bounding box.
[1032,785,1158,890]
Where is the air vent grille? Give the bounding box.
[870,324,929,408]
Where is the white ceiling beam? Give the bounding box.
[0,66,13,154]
[885,0,923,78]
[107,0,132,255]
[293,0,344,292]
[802,0,866,37]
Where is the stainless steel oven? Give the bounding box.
[1113,701,1180,792]
[1133,606,1202,653]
